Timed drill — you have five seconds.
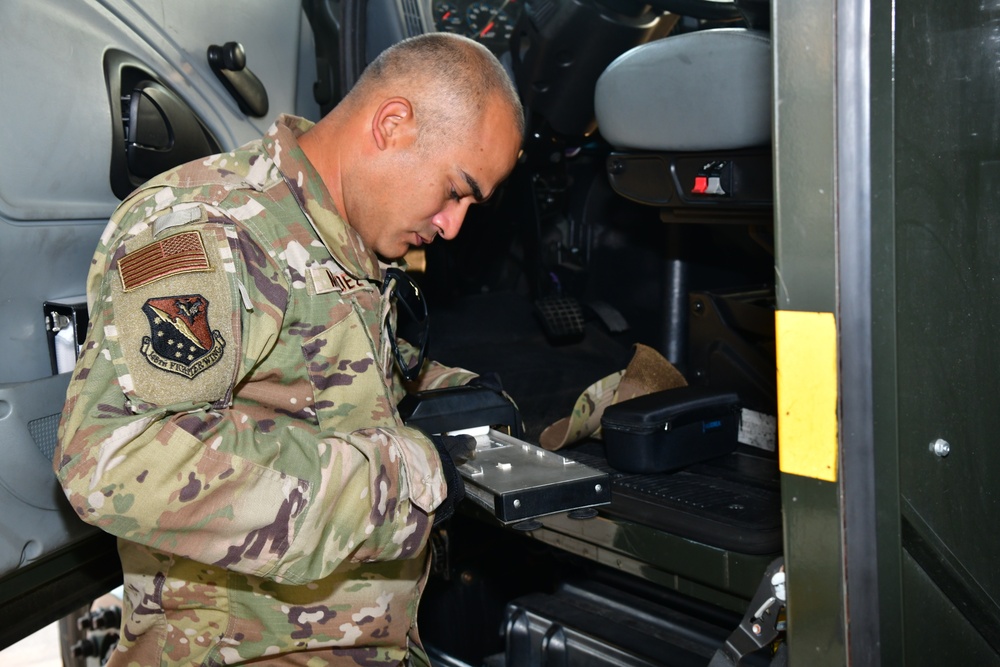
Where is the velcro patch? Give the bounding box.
[140,294,225,378]
[119,231,211,291]
[309,265,367,296]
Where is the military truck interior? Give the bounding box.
[0,0,787,665]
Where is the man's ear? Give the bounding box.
[372,97,416,151]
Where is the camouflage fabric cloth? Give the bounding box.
[55,115,477,666]
[538,343,687,450]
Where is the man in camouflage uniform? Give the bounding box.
[54,33,523,666]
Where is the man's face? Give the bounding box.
[345,98,521,260]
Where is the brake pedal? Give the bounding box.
[535,296,585,342]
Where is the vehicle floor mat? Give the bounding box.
[428,291,633,442]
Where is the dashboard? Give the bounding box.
[432,0,523,54]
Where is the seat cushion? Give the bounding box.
[595,29,772,152]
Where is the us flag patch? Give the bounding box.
[119,231,211,291]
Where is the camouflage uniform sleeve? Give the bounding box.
[56,198,444,586]
[413,360,479,391]
[394,338,478,392]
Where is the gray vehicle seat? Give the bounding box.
[576,26,782,555]
[596,28,771,153]
[596,24,777,406]
[595,28,773,221]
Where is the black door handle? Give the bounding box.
[207,42,269,117]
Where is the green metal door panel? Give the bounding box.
[901,552,1000,667]
[773,0,837,313]
[893,0,1000,655]
[781,477,847,667]
[773,0,847,662]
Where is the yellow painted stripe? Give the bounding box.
[776,310,838,482]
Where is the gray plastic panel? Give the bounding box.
[0,0,311,383]
[0,373,97,575]
[0,0,306,222]
[0,0,318,611]
[0,220,104,384]
[366,0,433,63]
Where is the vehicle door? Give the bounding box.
[0,0,352,650]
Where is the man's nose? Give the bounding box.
[432,200,472,240]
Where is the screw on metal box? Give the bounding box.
[929,438,951,458]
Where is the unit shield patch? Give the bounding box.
[140,295,226,378]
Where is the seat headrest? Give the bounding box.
[595,29,772,152]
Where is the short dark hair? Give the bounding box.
[353,33,524,145]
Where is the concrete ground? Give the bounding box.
[0,590,121,666]
[0,622,62,667]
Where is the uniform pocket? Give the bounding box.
[300,306,397,432]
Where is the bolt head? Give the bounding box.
[930,438,951,457]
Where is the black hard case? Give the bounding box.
[601,386,741,473]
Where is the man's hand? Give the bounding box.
[432,433,477,466]
[427,434,476,525]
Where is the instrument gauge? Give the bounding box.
[434,2,463,33]
[466,2,515,44]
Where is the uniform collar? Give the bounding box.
[262,114,381,281]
